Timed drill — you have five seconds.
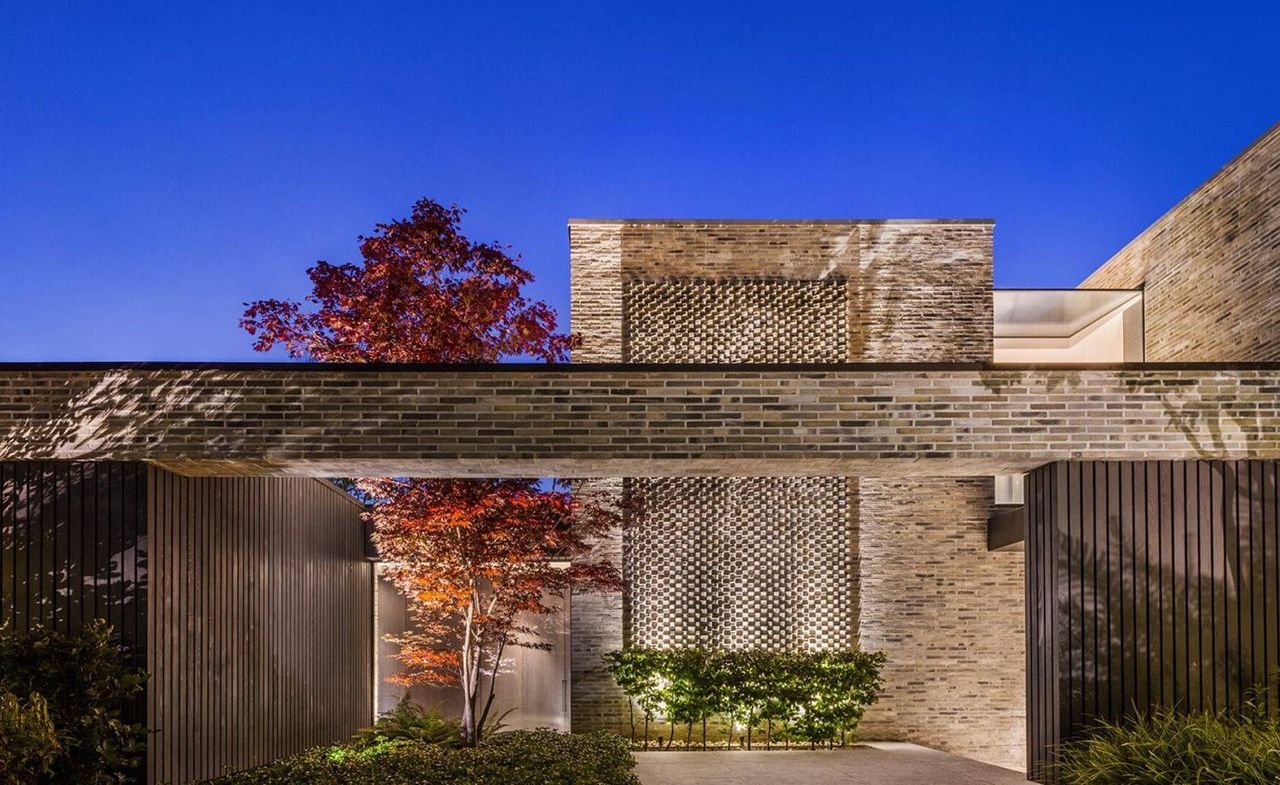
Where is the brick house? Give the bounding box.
[2,120,1278,783]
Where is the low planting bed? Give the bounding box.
[204,730,638,785]
[1059,704,1280,785]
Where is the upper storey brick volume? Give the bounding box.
[1082,121,1280,362]
[569,220,994,364]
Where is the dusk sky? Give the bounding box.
[2,2,1278,361]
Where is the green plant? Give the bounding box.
[605,647,886,750]
[348,697,461,749]
[203,730,639,785]
[790,650,885,747]
[0,620,145,784]
[1059,704,1280,785]
[0,692,61,785]
[605,647,665,746]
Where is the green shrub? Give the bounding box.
[1059,705,1280,785]
[349,697,461,749]
[605,647,886,749]
[0,692,61,785]
[0,620,145,784]
[204,730,638,785]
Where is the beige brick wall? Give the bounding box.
[2,366,1276,476]
[1082,121,1280,361]
[568,223,624,362]
[857,477,1025,770]
[565,219,1020,767]
[569,478,628,733]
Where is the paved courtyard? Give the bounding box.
[633,743,1026,785]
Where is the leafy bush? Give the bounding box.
[349,698,461,749]
[605,647,886,749]
[0,620,144,784]
[0,692,61,785]
[204,730,638,785]
[1059,705,1280,785]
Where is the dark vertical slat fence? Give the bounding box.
[0,461,148,721]
[1027,460,1280,783]
[147,468,373,785]
[0,461,149,785]
[2,461,372,785]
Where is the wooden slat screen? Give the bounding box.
[1026,461,1280,783]
[147,468,373,784]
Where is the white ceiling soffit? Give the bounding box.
[993,289,1142,339]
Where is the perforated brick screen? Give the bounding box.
[624,477,855,650]
[624,277,847,363]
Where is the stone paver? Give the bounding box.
[632,743,1027,785]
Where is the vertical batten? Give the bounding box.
[1026,459,1280,783]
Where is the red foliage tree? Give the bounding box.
[241,198,619,743]
[241,198,575,363]
[359,478,624,742]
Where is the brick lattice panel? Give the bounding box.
[625,477,854,651]
[569,219,995,363]
[624,278,847,363]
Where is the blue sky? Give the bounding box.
[2,2,1278,361]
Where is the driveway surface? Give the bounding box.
[633,742,1027,785]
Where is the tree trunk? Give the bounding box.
[476,636,507,739]
[459,622,475,743]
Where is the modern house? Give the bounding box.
[2,120,1278,784]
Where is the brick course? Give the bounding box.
[0,365,1275,475]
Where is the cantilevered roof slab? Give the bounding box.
[0,362,1277,477]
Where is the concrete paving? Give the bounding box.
[633,743,1027,785]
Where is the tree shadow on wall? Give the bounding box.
[850,224,970,360]
[1131,377,1270,459]
[0,370,222,462]
[0,463,147,648]
[975,371,1272,461]
[1062,462,1279,746]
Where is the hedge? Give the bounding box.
[204,730,638,785]
[605,647,886,749]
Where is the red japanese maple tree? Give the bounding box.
[241,198,622,743]
[358,477,623,742]
[241,198,575,363]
